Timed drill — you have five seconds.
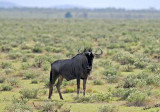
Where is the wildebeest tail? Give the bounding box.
[50,70,52,83]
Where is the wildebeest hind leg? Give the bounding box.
[56,76,64,100]
[48,71,58,99]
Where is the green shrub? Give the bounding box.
[98,105,119,112]
[74,93,112,103]
[74,96,90,103]
[20,44,31,50]
[134,61,147,69]
[113,51,135,65]
[24,70,39,79]
[22,56,27,62]
[127,90,150,106]
[44,79,50,88]
[5,69,14,75]
[122,75,138,88]
[64,87,75,93]
[42,63,49,71]
[112,88,138,100]
[40,101,71,112]
[19,88,39,99]
[8,52,21,59]
[103,67,119,76]
[5,96,33,112]
[93,79,104,85]
[122,65,134,72]
[31,79,38,84]
[1,62,12,69]
[21,63,30,70]
[7,78,19,86]
[1,84,13,91]
[106,74,119,83]
[0,76,6,83]
[34,56,45,68]
[1,45,11,52]
[33,44,43,53]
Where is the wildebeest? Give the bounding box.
[48,48,103,100]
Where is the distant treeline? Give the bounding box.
[0,7,160,19]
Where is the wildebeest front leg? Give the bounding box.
[56,76,64,100]
[77,77,80,96]
[83,79,87,96]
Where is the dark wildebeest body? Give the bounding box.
[48,48,103,100]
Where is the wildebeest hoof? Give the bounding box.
[60,97,64,100]
[48,97,51,99]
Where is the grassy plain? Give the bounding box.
[0,19,160,112]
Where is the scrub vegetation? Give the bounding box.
[0,18,160,112]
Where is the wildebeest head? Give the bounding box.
[78,48,103,70]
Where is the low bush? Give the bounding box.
[5,69,14,75]
[19,88,39,99]
[7,78,19,86]
[73,93,112,103]
[1,45,11,52]
[1,62,12,69]
[0,76,6,83]
[121,65,134,72]
[64,87,75,93]
[21,63,30,70]
[22,56,27,62]
[102,61,120,83]
[113,51,135,65]
[127,90,150,106]
[103,67,120,83]
[34,56,45,68]
[8,52,21,60]
[98,104,119,112]
[134,60,147,69]
[106,74,119,83]
[33,44,43,53]
[42,63,50,71]
[24,70,39,79]
[40,101,71,112]
[1,84,13,91]
[31,79,39,84]
[122,75,138,88]
[20,43,31,50]
[112,88,138,100]
[5,96,33,112]
[93,79,104,85]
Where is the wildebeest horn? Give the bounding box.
[78,48,82,53]
[94,48,103,56]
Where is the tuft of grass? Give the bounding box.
[31,79,39,84]
[24,70,39,79]
[0,76,6,83]
[73,93,112,103]
[7,78,19,86]
[127,90,150,106]
[1,84,13,91]
[1,62,12,69]
[5,96,33,112]
[98,104,119,112]
[19,88,39,99]
[64,87,75,93]
[93,79,104,85]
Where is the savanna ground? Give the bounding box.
[1,19,160,112]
